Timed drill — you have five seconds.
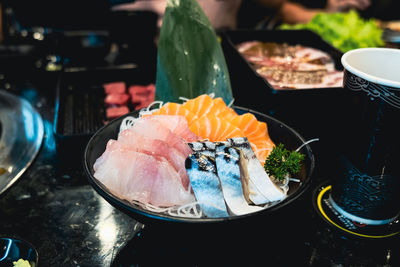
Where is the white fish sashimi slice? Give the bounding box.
[229,137,286,205]
[215,142,263,215]
[93,142,194,207]
[150,158,195,207]
[141,115,199,142]
[94,143,157,204]
[126,118,193,156]
[118,129,190,189]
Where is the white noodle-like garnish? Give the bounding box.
[178,96,189,103]
[119,116,137,132]
[295,138,319,152]
[226,97,234,108]
[138,100,164,116]
[130,200,203,218]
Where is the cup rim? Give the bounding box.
[341,47,400,89]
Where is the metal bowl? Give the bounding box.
[0,90,44,196]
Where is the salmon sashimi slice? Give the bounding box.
[216,106,237,121]
[252,136,274,153]
[250,138,275,164]
[230,113,269,139]
[211,97,237,118]
[93,143,195,207]
[147,94,275,163]
[192,97,236,121]
[150,102,198,125]
[181,94,215,118]
[139,115,199,142]
[229,112,275,164]
[117,131,191,189]
[189,114,244,142]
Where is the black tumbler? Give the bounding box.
[329,48,400,225]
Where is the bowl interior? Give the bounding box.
[341,48,400,87]
[84,106,315,224]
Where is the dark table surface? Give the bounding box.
[0,45,400,267]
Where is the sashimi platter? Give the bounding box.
[84,94,315,223]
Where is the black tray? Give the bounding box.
[222,29,344,90]
[221,29,346,143]
[53,65,155,172]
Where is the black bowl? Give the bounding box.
[84,106,315,230]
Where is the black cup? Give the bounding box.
[329,48,400,225]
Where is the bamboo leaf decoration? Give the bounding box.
[155,0,234,105]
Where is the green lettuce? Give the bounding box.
[280,10,384,52]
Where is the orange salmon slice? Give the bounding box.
[189,114,244,142]
[181,94,214,118]
[151,102,198,125]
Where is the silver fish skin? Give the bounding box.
[215,142,263,215]
[185,151,229,218]
[188,141,215,157]
[228,137,286,205]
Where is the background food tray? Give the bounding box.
[54,65,155,172]
[221,29,346,144]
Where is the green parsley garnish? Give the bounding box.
[264,143,304,181]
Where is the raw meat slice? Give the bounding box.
[129,84,155,109]
[104,93,130,105]
[103,82,126,94]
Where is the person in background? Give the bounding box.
[111,0,166,29]
[198,0,284,30]
[279,0,371,24]
[111,0,285,31]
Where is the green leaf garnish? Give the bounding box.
[264,143,304,181]
[279,10,384,53]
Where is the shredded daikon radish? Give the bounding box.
[227,98,234,108]
[130,200,203,218]
[139,100,164,116]
[178,96,189,103]
[119,116,137,132]
[296,138,319,152]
